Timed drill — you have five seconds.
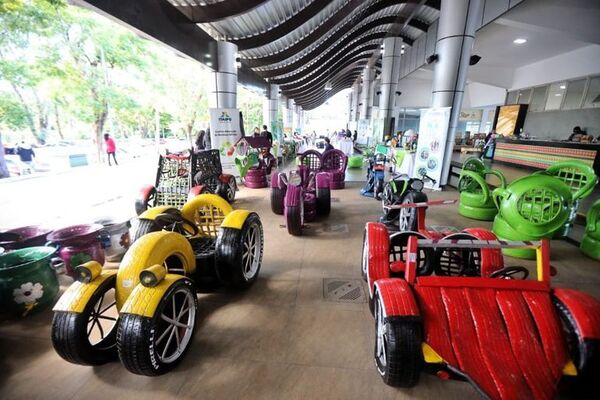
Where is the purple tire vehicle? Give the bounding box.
[271,166,331,236]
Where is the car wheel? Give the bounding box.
[51,275,119,365]
[271,187,286,215]
[131,219,161,243]
[117,278,197,376]
[286,206,303,236]
[215,213,264,289]
[374,290,422,387]
[398,191,427,232]
[316,187,331,216]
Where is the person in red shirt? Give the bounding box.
[104,133,118,166]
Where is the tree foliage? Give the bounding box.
[0,0,264,160]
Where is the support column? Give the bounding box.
[359,67,375,120]
[293,105,302,133]
[210,41,238,109]
[380,37,403,139]
[263,84,279,130]
[433,0,483,185]
[350,82,360,122]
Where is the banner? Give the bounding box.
[412,107,451,190]
[209,108,242,175]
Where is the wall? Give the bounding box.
[523,108,600,139]
[395,77,432,108]
[510,45,600,90]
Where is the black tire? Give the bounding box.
[374,179,384,200]
[117,279,197,376]
[131,218,161,243]
[217,176,236,203]
[286,205,303,236]
[316,187,331,216]
[51,275,119,365]
[398,191,428,232]
[271,187,286,215]
[374,290,423,387]
[215,213,264,289]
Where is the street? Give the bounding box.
[0,157,156,230]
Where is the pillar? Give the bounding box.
[350,82,360,122]
[210,41,238,108]
[263,84,279,131]
[359,67,375,120]
[380,37,403,139]
[293,105,302,133]
[433,0,483,185]
[283,98,294,133]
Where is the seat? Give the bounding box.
[321,149,348,189]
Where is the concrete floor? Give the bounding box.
[1,178,599,400]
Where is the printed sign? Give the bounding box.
[209,108,242,175]
[412,107,451,190]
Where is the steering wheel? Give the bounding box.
[154,212,199,238]
[489,266,529,280]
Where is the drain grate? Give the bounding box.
[323,278,366,303]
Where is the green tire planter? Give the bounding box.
[581,199,600,261]
[492,215,538,259]
[0,247,61,319]
[348,155,363,169]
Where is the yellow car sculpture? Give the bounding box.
[51,194,263,375]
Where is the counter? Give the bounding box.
[493,138,600,174]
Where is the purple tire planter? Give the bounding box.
[246,168,266,178]
[315,172,331,189]
[244,179,268,189]
[46,224,105,276]
[0,226,53,250]
[244,175,268,184]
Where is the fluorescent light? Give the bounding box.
[513,38,527,44]
[559,85,566,89]
[555,93,562,96]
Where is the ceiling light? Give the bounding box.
[324,81,332,91]
[401,49,405,55]
[513,38,527,44]
[555,93,562,96]
[206,62,213,67]
[380,44,384,50]
[559,85,566,89]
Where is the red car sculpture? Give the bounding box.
[364,226,600,399]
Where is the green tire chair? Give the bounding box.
[458,158,507,221]
[581,199,600,261]
[492,174,573,259]
[536,161,598,238]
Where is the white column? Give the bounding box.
[262,84,279,131]
[380,37,403,139]
[433,0,483,185]
[359,67,375,120]
[350,82,360,122]
[210,41,238,108]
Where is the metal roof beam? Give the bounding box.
[171,0,269,23]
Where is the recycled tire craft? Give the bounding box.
[117,278,197,376]
[52,274,119,366]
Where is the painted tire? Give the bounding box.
[316,187,331,216]
[130,219,161,243]
[244,174,267,183]
[52,275,119,365]
[304,209,317,223]
[245,168,266,178]
[389,231,434,276]
[216,176,237,203]
[215,213,263,289]
[134,186,156,216]
[374,290,422,387]
[361,227,368,281]
[117,278,197,375]
[244,179,268,189]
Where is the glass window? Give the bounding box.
[544,82,566,110]
[529,86,548,112]
[562,79,586,110]
[506,91,518,104]
[517,88,532,104]
[583,77,600,108]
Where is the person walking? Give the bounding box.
[17,141,35,173]
[261,124,273,145]
[104,134,118,166]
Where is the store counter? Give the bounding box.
[493,138,600,174]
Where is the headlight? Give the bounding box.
[410,180,424,191]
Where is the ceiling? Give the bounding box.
[163,0,439,109]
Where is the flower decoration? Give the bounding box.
[13,282,44,305]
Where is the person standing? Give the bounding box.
[261,124,273,145]
[323,137,334,152]
[104,134,118,166]
[194,130,206,151]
